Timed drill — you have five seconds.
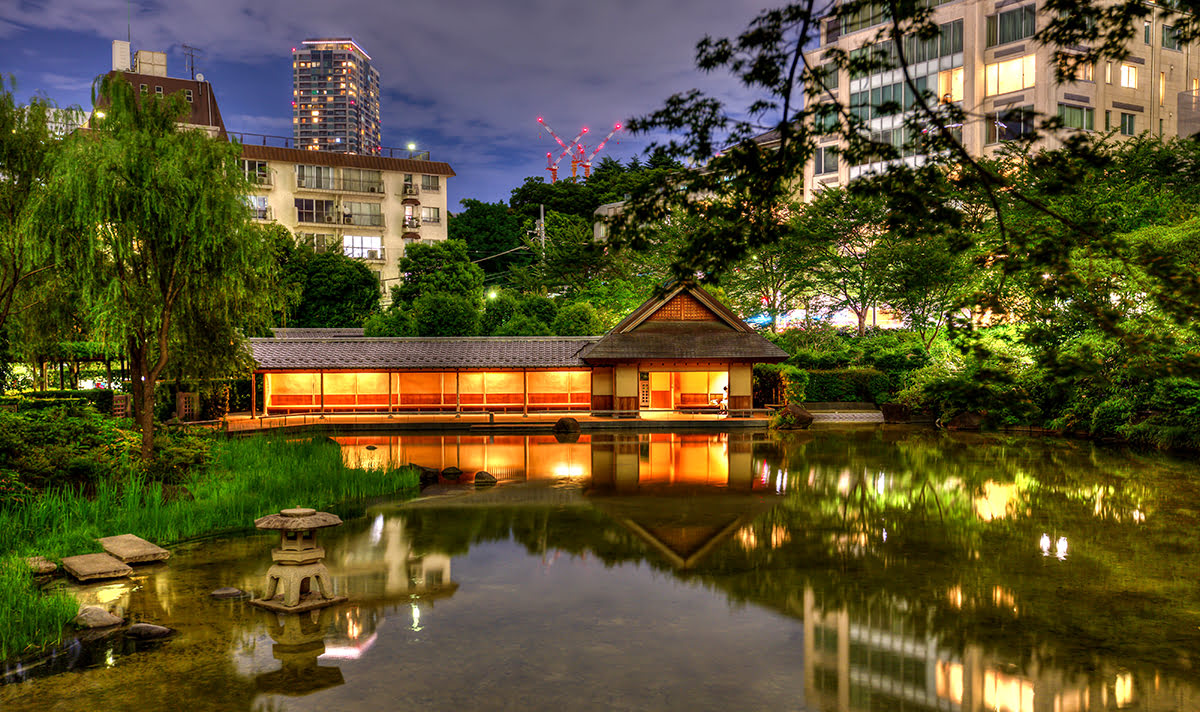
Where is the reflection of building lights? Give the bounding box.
[553,463,585,478]
[369,514,384,545]
[320,633,379,661]
[770,524,789,548]
[410,602,422,631]
[875,473,886,495]
[936,660,964,704]
[1056,536,1068,560]
[737,525,758,551]
[1132,509,1145,523]
[882,528,887,542]
[1115,672,1134,706]
[947,585,963,608]
[1040,533,1051,556]
[105,649,116,668]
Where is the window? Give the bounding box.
[820,63,839,90]
[900,20,962,65]
[185,89,193,103]
[814,145,838,175]
[343,235,382,260]
[154,86,163,95]
[421,206,441,223]
[1163,25,1182,51]
[342,168,382,193]
[985,105,1035,143]
[843,2,888,34]
[239,159,270,185]
[1105,110,1112,130]
[342,201,382,226]
[297,164,334,189]
[295,198,334,223]
[985,55,1037,96]
[139,84,148,95]
[1057,104,1094,130]
[1120,64,1137,89]
[986,5,1036,48]
[1144,20,1152,45]
[1120,112,1136,135]
[1105,61,1112,84]
[421,175,440,191]
[1071,61,1093,82]
[298,232,337,253]
[938,67,964,102]
[245,195,269,220]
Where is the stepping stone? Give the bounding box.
[126,623,173,640]
[98,534,171,564]
[210,587,249,600]
[26,555,58,575]
[74,606,123,629]
[61,553,132,582]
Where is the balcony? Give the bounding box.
[401,184,419,197]
[296,211,338,226]
[296,175,385,194]
[246,173,273,188]
[403,217,421,230]
[341,213,384,228]
[341,178,385,194]
[345,246,386,262]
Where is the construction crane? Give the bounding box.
[537,117,588,182]
[574,122,622,179]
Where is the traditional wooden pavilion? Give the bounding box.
[248,283,787,418]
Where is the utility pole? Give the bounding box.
[537,204,546,257]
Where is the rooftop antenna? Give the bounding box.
[181,44,204,80]
[126,0,130,44]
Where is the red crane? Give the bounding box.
[536,117,622,182]
[537,117,587,182]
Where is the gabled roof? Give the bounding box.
[250,336,597,371]
[581,283,788,364]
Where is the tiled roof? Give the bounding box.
[581,322,788,362]
[250,337,597,371]
[270,327,364,339]
[241,144,456,176]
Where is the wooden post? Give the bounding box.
[388,371,393,413]
[455,370,461,416]
[522,369,528,418]
[319,370,325,413]
[250,372,257,416]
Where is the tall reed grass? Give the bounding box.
[0,435,417,658]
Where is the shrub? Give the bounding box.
[17,389,115,414]
[480,293,519,335]
[782,366,809,404]
[1091,396,1134,437]
[804,368,891,403]
[753,364,785,407]
[868,346,930,372]
[788,349,853,370]
[414,293,479,337]
[364,309,417,337]
[519,295,558,325]
[494,314,553,336]
[552,302,604,336]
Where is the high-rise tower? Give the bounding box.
[292,38,381,154]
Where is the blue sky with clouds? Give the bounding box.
[2,0,774,208]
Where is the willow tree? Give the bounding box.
[28,75,273,457]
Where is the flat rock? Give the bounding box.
[98,534,171,564]
[61,553,133,582]
[473,471,497,486]
[441,466,463,480]
[74,606,123,629]
[210,587,249,600]
[126,623,173,640]
[26,556,58,575]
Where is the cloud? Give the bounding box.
[39,71,96,92]
[3,0,779,202]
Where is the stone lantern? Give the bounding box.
[250,507,347,613]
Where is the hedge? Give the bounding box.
[803,368,892,404]
[14,389,116,414]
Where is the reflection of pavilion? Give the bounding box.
[800,586,1197,712]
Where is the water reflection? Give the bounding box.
[5,429,1200,711]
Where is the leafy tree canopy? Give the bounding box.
[393,239,484,307]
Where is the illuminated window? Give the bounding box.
[1057,103,1094,131]
[1105,61,1112,84]
[1120,63,1137,88]
[421,206,440,223]
[1071,61,1093,82]
[1160,71,1166,106]
[985,55,1036,96]
[938,66,964,102]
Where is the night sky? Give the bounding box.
[2,0,774,208]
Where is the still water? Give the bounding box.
[4,428,1200,711]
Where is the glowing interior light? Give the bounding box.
[1039,533,1051,555]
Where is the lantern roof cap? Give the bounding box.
[254,508,343,530]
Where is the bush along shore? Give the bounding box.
[0,402,418,660]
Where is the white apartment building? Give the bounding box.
[239,145,455,290]
[802,1,1200,199]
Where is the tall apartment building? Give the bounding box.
[801,1,1200,199]
[240,146,455,291]
[292,38,382,154]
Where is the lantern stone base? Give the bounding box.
[250,592,347,614]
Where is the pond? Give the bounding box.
[4,427,1200,711]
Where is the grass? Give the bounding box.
[0,434,418,659]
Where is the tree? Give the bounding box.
[363,308,416,337]
[393,239,484,307]
[552,302,604,336]
[509,176,599,221]
[494,313,552,336]
[510,211,605,297]
[413,292,478,337]
[480,292,519,335]
[448,199,530,283]
[292,251,380,328]
[877,231,974,350]
[791,188,892,336]
[29,75,276,457]
[0,81,67,373]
